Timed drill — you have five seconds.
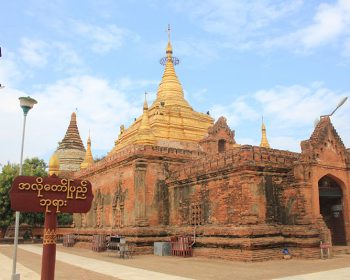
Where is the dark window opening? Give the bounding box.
[218,139,226,153]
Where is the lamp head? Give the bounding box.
[337,97,348,108]
[19,96,37,115]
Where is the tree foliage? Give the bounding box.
[0,163,18,230]
[57,213,73,225]
[0,158,47,231]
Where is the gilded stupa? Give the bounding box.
[48,152,60,176]
[113,28,213,152]
[56,112,86,171]
[260,117,270,148]
[80,134,94,169]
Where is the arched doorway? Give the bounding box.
[318,175,346,245]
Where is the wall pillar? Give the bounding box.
[134,160,149,226]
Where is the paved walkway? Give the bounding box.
[0,252,40,279]
[273,267,350,279]
[20,245,193,280]
[0,244,350,280]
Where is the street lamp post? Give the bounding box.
[321,97,348,118]
[12,96,37,280]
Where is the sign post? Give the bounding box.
[41,212,57,279]
[10,175,93,280]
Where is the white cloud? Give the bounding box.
[300,2,346,48]
[72,21,139,54]
[210,97,259,126]
[343,38,350,57]
[171,0,303,49]
[52,42,86,74]
[15,37,86,76]
[254,84,346,125]
[0,51,22,87]
[172,0,350,55]
[0,75,155,166]
[173,0,303,37]
[210,83,350,152]
[264,0,350,53]
[19,38,49,67]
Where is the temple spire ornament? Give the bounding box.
[260,116,270,148]
[167,24,171,42]
[134,92,155,145]
[143,92,148,110]
[58,112,85,150]
[81,132,94,169]
[156,25,190,110]
[160,24,179,66]
[48,152,60,176]
[56,112,86,171]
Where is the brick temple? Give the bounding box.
[50,34,350,261]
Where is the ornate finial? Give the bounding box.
[81,133,94,169]
[160,25,179,66]
[167,24,171,42]
[260,116,270,148]
[143,92,148,110]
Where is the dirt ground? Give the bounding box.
[1,244,350,280]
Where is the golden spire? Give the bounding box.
[80,132,94,169]
[49,152,60,176]
[166,24,172,57]
[260,117,270,148]
[154,25,191,109]
[134,93,156,145]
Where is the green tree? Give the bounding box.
[57,213,73,225]
[0,157,47,232]
[0,163,18,232]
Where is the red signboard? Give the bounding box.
[10,175,93,213]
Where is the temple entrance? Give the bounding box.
[318,176,346,245]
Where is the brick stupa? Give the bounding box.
[56,112,86,172]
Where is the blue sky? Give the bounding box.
[0,0,349,166]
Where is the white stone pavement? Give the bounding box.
[272,267,350,280]
[0,252,40,280]
[1,245,194,280]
